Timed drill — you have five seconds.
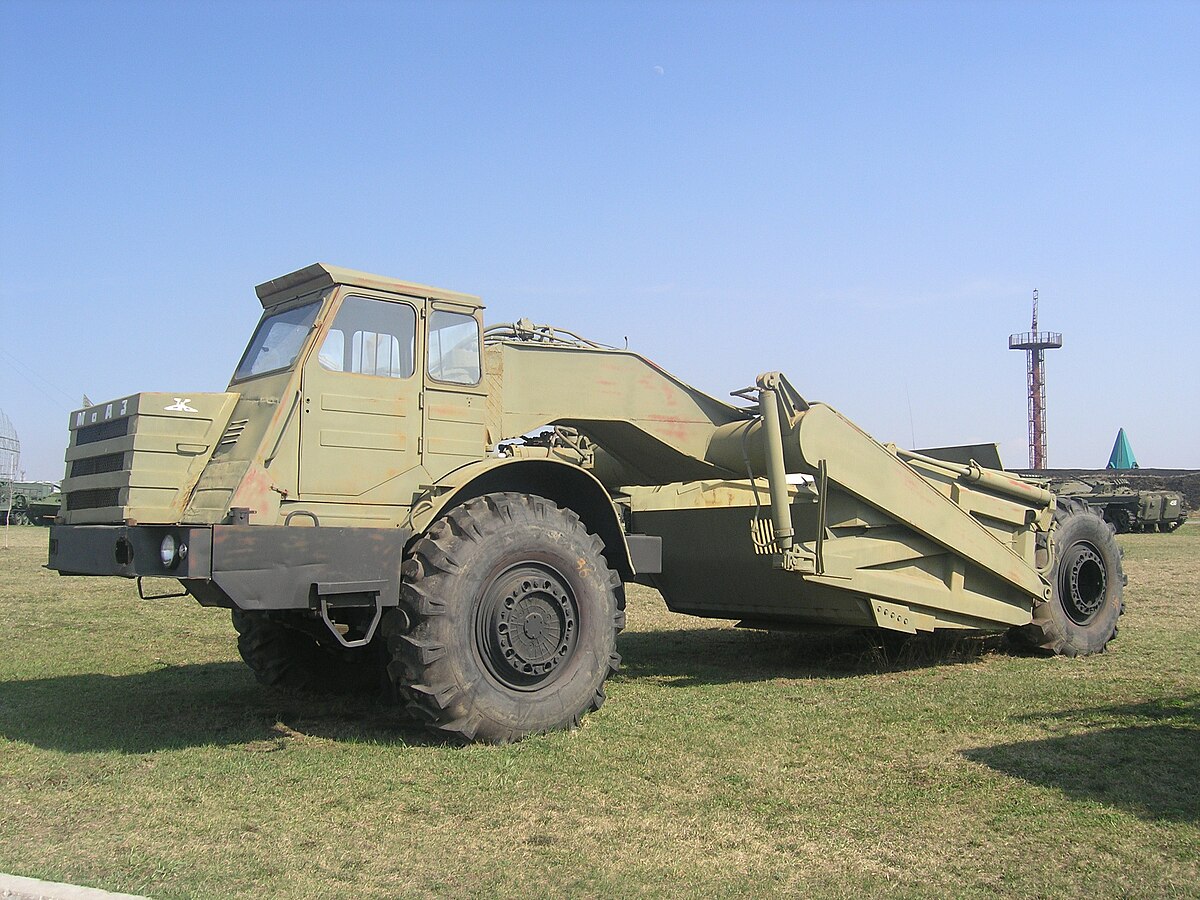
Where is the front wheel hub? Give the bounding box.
[478,563,578,689]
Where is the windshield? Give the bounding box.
[233,300,321,382]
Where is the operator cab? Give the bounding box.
[238,263,488,511]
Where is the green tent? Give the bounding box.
[1107,428,1138,470]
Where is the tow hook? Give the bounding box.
[314,580,387,648]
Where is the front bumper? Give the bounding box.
[49,524,212,579]
[48,523,411,610]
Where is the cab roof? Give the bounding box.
[255,263,483,310]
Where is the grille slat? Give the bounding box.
[66,488,121,511]
[70,452,126,478]
[75,418,130,445]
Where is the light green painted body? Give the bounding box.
[58,263,1060,635]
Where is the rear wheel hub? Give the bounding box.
[1059,542,1106,625]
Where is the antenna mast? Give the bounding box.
[0,410,20,549]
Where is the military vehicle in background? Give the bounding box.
[26,490,61,526]
[48,264,1126,742]
[2,480,58,526]
[1049,476,1186,533]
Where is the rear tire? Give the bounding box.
[232,609,386,696]
[1014,500,1125,656]
[383,492,625,743]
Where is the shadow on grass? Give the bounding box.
[963,695,1200,823]
[0,662,434,754]
[618,625,1008,685]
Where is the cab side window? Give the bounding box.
[318,296,416,378]
[427,310,481,385]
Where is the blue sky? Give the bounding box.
[2,0,1197,482]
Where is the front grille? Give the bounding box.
[76,418,130,445]
[71,452,126,477]
[66,488,121,510]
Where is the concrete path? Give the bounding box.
[0,873,149,900]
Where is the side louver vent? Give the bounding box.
[218,418,249,448]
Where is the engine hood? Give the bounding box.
[59,391,239,525]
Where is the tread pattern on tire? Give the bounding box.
[382,492,625,743]
[1016,499,1126,656]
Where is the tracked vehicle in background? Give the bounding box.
[1048,476,1186,533]
[49,264,1126,742]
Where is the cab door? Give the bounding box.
[299,293,422,503]
[421,304,489,482]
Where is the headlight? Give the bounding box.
[160,534,187,568]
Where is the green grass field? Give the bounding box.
[1,524,1196,898]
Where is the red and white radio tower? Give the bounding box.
[1008,290,1062,470]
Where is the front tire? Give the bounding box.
[383,493,625,742]
[232,609,386,696]
[1015,501,1125,656]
